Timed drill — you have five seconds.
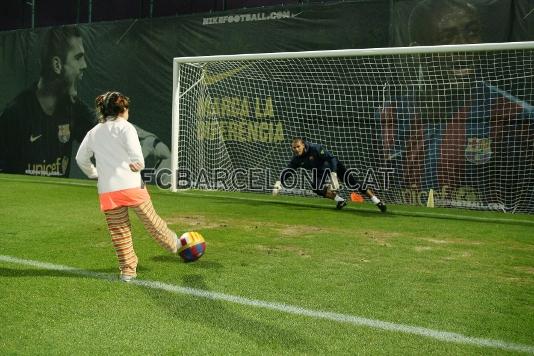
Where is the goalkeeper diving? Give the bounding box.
[273,137,386,212]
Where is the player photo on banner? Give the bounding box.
[390,0,534,47]
[0,25,171,180]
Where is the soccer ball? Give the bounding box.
[177,231,206,262]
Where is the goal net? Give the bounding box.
[172,42,534,214]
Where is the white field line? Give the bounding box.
[1,255,532,354]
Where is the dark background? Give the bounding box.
[2,0,532,42]
[1,0,336,31]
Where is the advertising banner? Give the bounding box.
[0,1,389,178]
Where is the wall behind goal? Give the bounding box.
[0,1,390,179]
[0,0,531,185]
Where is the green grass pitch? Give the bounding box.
[0,174,533,355]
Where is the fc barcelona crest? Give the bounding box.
[465,137,491,164]
[57,124,71,143]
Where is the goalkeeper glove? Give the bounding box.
[272,181,282,196]
[330,172,340,191]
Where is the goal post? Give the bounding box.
[172,41,534,213]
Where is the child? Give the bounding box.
[76,91,180,282]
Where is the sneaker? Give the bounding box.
[173,233,181,254]
[376,201,387,213]
[336,200,347,210]
[120,274,137,282]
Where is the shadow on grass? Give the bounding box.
[0,263,158,280]
[205,195,388,218]
[151,255,223,270]
[0,266,116,278]
[189,193,534,227]
[142,273,313,352]
[385,210,534,227]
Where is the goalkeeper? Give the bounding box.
[273,137,386,212]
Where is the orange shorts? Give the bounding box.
[99,187,150,211]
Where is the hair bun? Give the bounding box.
[95,91,130,122]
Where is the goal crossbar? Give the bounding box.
[173,41,534,64]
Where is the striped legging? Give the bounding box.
[104,200,177,277]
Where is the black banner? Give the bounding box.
[0,0,531,215]
[0,1,389,179]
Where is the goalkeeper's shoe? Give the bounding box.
[376,201,387,213]
[336,199,347,210]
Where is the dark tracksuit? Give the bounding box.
[280,141,366,196]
